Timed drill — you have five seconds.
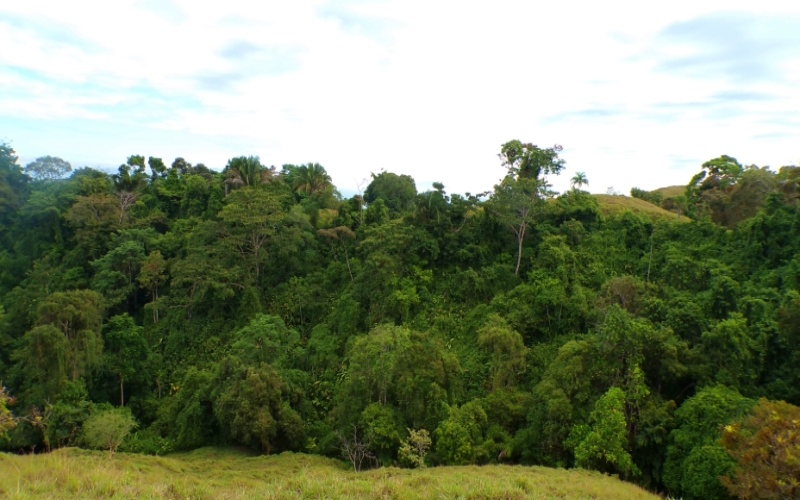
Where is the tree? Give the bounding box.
[364,171,417,217]
[91,240,145,310]
[685,155,744,224]
[24,156,72,181]
[223,156,273,192]
[570,172,588,191]
[212,359,295,454]
[36,290,105,382]
[137,250,167,324]
[0,386,17,441]
[490,140,565,275]
[342,325,412,407]
[721,398,800,499]
[477,314,528,391]
[11,325,69,403]
[698,314,765,390]
[81,408,137,456]
[218,187,283,282]
[339,424,376,471]
[318,226,356,281]
[292,163,332,196]
[0,142,29,245]
[64,193,124,258]
[663,385,754,498]
[434,401,489,465]
[42,380,94,449]
[398,428,432,468]
[571,387,639,478]
[103,314,149,407]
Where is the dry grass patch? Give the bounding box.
[594,194,690,222]
[651,185,686,199]
[0,447,658,499]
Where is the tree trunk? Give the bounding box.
[514,224,526,275]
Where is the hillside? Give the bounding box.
[0,448,659,499]
[593,193,690,221]
[651,185,685,199]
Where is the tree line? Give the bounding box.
[1,140,799,498]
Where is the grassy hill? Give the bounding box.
[0,447,659,499]
[594,194,690,222]
[651,185,686,199]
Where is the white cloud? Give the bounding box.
[2,0,799,196]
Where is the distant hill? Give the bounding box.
[651,185,686,199]
[0,447,659,499]
[593,194,690,222]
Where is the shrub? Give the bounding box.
[398,428,431,468]
[81,408,137,455]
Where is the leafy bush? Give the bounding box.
[398,428,431,468]
[119,428,174,455]
[81,408,137,455]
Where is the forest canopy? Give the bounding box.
[1,140,799,499]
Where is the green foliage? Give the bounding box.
[230,314,302,368]
[12,324,70,404]
[212,360,287,453]
[35,290,104,383]
[681,445,734,500]
[4,140,800,495]
[103,314,150,406]
[697,314,765,390]
[158,367,216,450]
[119,428,174,455]
[364,171,417,216]
[0,386,17,441]
[81,407,137,455]
[398,428,432,468]
[24,155,72,181]
[434,402,489,465]
[663,385,754,497]
[571,387,639,478]
[630,187,662,206]
[360,403,402,464]
[477,314,528,390]
[224,155,272,190]
[42,381,98,451]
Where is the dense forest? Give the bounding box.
[1,140,799,499]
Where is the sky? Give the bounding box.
[1,1,799,197]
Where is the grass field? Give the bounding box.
[0,447,659,499]
[650,185,685,199]
[593,194,690,222]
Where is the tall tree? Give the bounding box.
[224,156,273,192]
[36,290,105,382]
[102,314,149,406]
[364,171,417,217]
[218,187,283,282]
[0,143,28,245]
[570,172,588,191]
[489,140,565,275]
[24,156,72,181]
[292,163,332,196]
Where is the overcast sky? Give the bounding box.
[2,1,799,196]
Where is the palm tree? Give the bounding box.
[571,172,588,192]
[224,156,273,193]
[293,163,332,196]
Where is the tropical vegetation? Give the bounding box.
[1,141,799,499]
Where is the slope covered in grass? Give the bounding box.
[651,185,685,199]
[0,447,658,499]
[594,194,690,222]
